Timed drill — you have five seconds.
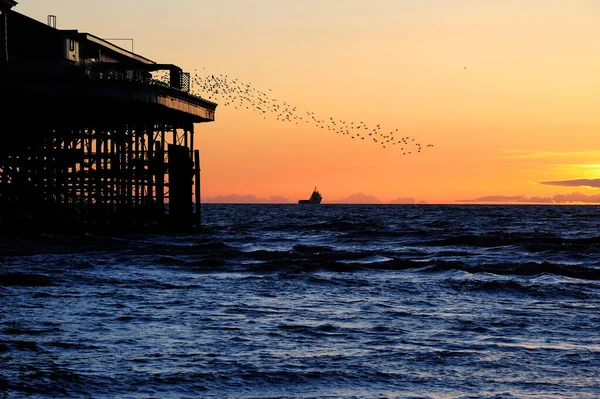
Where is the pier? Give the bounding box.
[0,1,217,234]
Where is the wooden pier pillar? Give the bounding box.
[155,141,165,227]
[0,1,17,64]
[194,149,201,229]
[1,10,6,64]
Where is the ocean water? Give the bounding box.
[1,204,599,399]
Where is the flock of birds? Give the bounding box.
[152,69,433,154]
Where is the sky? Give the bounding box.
[15,0,600,204]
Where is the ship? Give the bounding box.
[298,187,322,204]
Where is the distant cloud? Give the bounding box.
[458,192,600,204]
[540,179,600,188]
[457,195,550,203]
[389,197,416,204]
[552,192,600,204]
[330,193,382,204]
[202,194,292,203]
[265,196,292,203]
[528,196,555,204]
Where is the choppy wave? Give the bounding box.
[1,205,600,398]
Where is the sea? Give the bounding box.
[1,204,599,399]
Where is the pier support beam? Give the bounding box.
[194,149,201,229]
[1,10,6,64]
[0,1,17,64]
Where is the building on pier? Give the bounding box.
[0,1,217,233]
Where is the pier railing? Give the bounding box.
[1,62,216,121]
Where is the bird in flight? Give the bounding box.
[189,68,434,152]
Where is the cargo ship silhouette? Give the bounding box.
[298,187,322,204]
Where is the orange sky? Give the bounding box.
[17,0,600,203]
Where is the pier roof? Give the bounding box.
[2,7,216,124]
[78,32,155,65]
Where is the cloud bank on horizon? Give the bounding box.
[459,178,600,203]
[201,193,422,204]
[459,192,600,204]
[327,193,382,204]
[201,194,290,204]
[204,190,600,204]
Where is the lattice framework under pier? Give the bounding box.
[0,123,198,233]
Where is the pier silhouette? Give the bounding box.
[0,1,216,234]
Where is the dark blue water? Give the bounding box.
[1,205,599,399]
